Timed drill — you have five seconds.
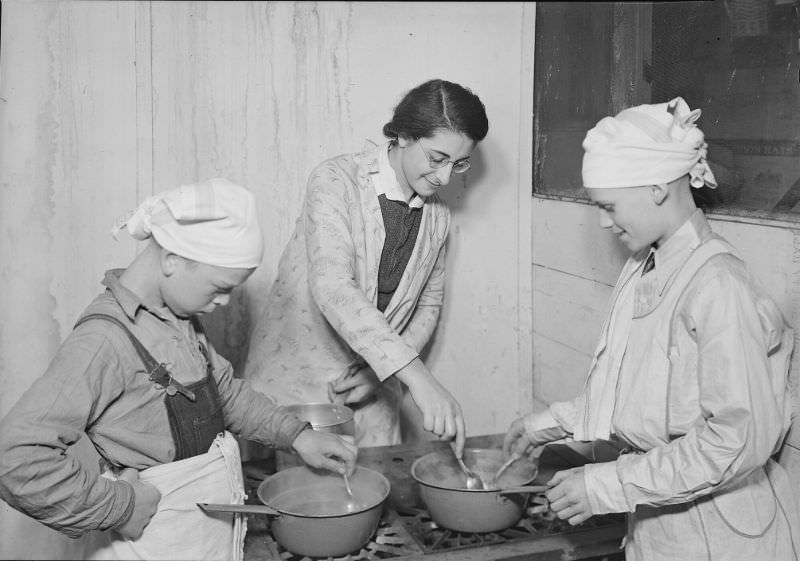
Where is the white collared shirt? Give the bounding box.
[372,143,425,209]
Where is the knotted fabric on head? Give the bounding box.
[582,97,717,189]
[112,178,264,268]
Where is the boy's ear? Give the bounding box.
[161,250,181,276]
[650,183,669,205]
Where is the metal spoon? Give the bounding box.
[343,471,354,498]
[486,452,522,489]
[342,471,361,512]
[455,455,485,490]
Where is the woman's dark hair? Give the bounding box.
[382,79,489,143]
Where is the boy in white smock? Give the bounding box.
[504,98,799,560]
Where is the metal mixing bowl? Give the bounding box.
[285,402,355,436]
[277,403,356,470]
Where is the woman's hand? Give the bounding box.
[328,362,381,406]
[292,429,358,476]
[545,467,593,525]
[116,468,161,540]
[395,358,466,457]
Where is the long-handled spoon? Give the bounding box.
[486,452,522,489]
[454,453,485,490]
[342,471,362,512]
[343,471,354,498]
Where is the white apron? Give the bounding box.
[86,431,246,561]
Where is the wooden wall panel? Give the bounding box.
[532,197,629,286]
[533,333,593,406]
[0,1,140,438]
[533,264,612,357]
[0,3,140,559]
[711,218,795,312]
[48,3,142,334]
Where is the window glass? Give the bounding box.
[534,1,800,220]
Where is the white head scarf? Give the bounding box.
[112,178,264,268]
[581,97,717,189]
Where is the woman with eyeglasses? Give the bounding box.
[242,79,489,457]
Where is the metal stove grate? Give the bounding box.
[397,496,621,555]
[244,510,424,561]
[246,495,625,561]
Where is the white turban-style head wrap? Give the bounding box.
[582,97,717,190]
[112,178,264,268]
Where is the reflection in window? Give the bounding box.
[534,1,800,219]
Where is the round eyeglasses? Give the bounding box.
[417,139,471,174]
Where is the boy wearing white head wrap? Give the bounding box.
[112,177,265,269]
[0,179,357,561]
[504,99,798,560]
[581,97,717,190]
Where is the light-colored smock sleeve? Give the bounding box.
[585,264,793,514]
[522,398,579,446]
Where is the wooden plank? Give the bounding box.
[533,197,628,286]
[135,1,154,199]
[0,3,139,558]
[48,1,141,337]
[711,217,795,310]
[533,264,612,357]
[533,333,591,405]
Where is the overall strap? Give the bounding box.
[74,313,196,401]
[667,236,737,337]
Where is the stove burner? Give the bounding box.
[398,496,621,555]
[245,512,423,560]
[245,495,625,560]
[401,507,505,552]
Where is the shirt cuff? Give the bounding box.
[374,349,420,382]
[281,421,314,451]
[522,409,569,446]
[584,461,629,514]
[108,479,136,531]
[523,409,559,434]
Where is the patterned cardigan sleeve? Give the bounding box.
[303,160,420,381]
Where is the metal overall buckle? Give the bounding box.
[149,362,196,401]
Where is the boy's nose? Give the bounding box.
[598,209,614,229]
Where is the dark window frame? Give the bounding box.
[533,1,800,224]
